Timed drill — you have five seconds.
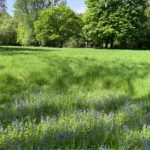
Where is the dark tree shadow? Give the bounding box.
[0,46,60,55]
[0,51,150,139]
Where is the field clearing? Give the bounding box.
[0,46,150,149]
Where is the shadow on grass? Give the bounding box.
[2,93,150,149]
[0,92,148,128]
[0,46,60,55]
[39,56,150,96]
[0,54,149,149]
[0,95,130,125]
[0,56,150,126]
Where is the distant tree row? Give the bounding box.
[1,0,150,48]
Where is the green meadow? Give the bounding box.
[0,46,150,149]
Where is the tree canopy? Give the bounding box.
[14,0,66,46]
[84,0,148,48]
[1,0,150,48]
[0,13,17,45]
[35,5,83,47]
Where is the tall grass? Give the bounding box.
[0,46,150,149]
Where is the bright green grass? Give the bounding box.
[0,46,150,149]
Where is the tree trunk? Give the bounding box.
[60,41,63,48]
[105,39,108,48]
[110,38,114,48]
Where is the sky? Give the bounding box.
[6,0,87,15]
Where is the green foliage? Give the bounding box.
[63,37,78,48]
[0,13,17,45]
[16,17,37,46]
[35,5,83,47]
[84,0,148,48]
[14,0,66,46]
[0,46,150,148]
[15,12,39,46]
[1,0,150,48]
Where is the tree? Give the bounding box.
[0,13,17,45]
[140,2,150,48]
[14,0,66,16]
[35,5,82,47]
[14,0,66,45]
[84,0,148,48]
[0,0,6,14]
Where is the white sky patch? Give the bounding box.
[76,5,87,14]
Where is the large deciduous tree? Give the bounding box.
[34,5,82,47]
[14,0,66,46]
[84,0,148,48]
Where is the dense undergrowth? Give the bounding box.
[0,46,150,149]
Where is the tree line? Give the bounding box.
[1,0,150,49]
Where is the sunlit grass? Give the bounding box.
[0,46,150,149]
